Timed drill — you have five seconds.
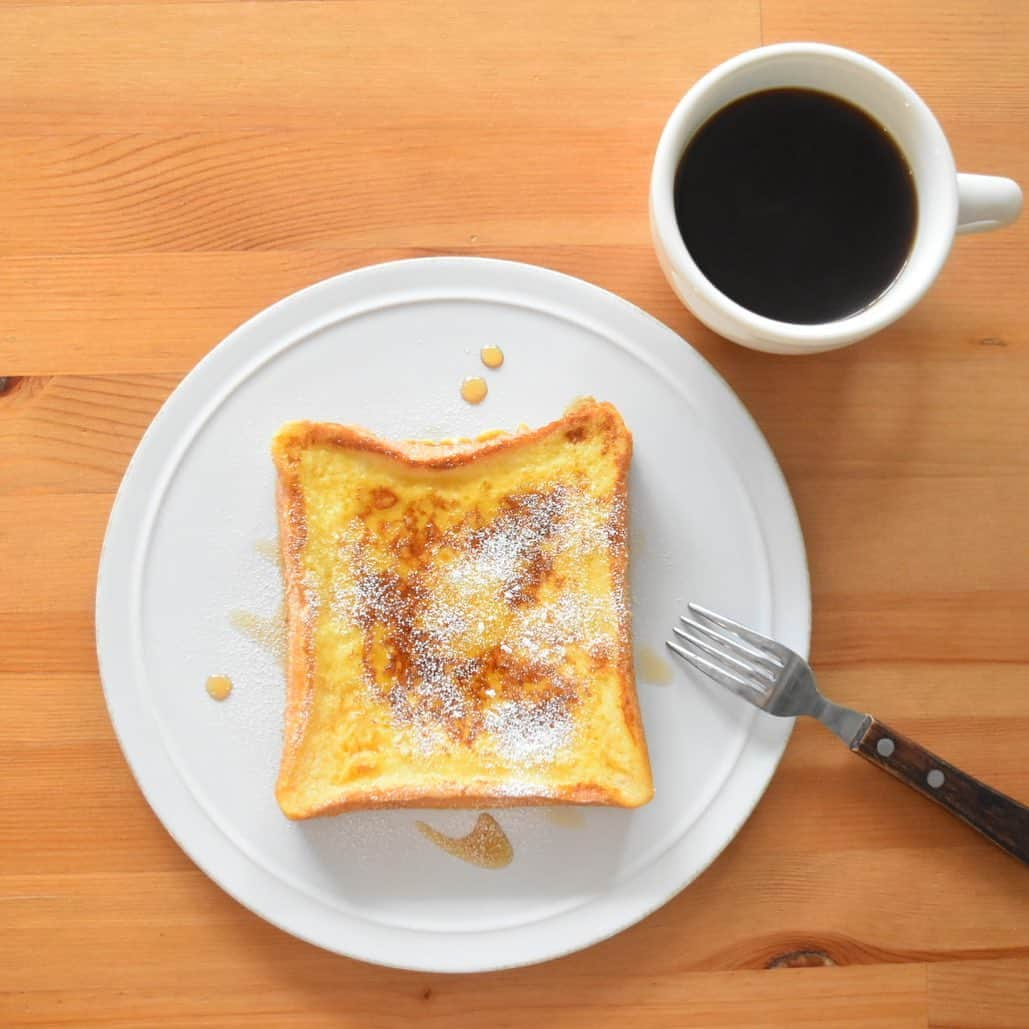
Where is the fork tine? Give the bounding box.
[688,602,790,661]
[678,615,782,673]
[672,625,773,685]
[665,640,767,705]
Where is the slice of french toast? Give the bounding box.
[272,398,653,818]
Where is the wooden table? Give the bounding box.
[3,2,1027,1026]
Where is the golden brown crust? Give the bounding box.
[609,436,647,758]
[274,471,313,784]
[273,397,613,472]
[272,399,652,817]
[287,785,623,818]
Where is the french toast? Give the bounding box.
[271,398,653,818]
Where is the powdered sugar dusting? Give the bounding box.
[483,697,574,766]
[311,480,627,773]
[490,781,555,798]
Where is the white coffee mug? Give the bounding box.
[650,43,1023,354]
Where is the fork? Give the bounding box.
[667,603,1029,865]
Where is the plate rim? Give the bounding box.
[96,256,809,972]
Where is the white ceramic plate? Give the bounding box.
[96,257,808,973]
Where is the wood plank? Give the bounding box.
[0,749,186,878]
[0,674,129,744]
[0,132,651,255]
[792,476,1029,595]
[0,494,110,611]
[0,947,927,1028]
[810,593,1029,667]
[928,957,1029,1029]
[0,1,756,134]
[0,613,99,675]
[0,0,236,5]
[0,374,177,493]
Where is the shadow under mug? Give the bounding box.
[650,43,1023,355]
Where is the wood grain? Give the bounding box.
[928,957,1029,1029]
[0,2,756,133]
[3,0,1029,1026]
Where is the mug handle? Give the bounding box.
[956,173,1023,234]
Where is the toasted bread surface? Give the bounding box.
[272,399,653,818]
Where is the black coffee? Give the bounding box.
[673,88,917,324]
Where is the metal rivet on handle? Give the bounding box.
[927,770,945,789]
[876,738,895,757]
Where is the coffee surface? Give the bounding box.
[674,88,917,324]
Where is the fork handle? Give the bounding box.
[852,718,1029,865]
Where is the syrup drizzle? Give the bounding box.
[416,813,513,869]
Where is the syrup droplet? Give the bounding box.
[638,644,675,686]
[230,604,286,667]
[460,377,488,404]
[206,674,233,701]
[480,345,505,369]
[254,538,282,568]
[416,813,513,868]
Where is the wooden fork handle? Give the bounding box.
[852,717,1029,865]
